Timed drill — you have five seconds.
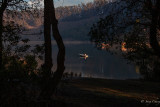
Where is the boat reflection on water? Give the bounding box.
[79,54,89,60]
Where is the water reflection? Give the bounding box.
[51,40,140,79]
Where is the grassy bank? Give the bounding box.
[53,78,160,107]
[0,78,160,107]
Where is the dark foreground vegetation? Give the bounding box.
[0,77,160,107]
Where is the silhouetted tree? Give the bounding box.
[89,0,160,81]
[50,0,65,93]
[89,0,160,57]
[0,0,8,70]
[0,0,32,70]
[40,0,65,99]
[146,0,160,57]
[41,0,53,76]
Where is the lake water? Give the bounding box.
[50,40,140,79]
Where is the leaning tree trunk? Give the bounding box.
[50,0,65,92]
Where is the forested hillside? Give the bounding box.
[5,0,117,41]
[5,0,143,41]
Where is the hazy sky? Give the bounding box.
[54,0,94,7]
[27,0,94,8]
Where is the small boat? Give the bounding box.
[79,54,89,58]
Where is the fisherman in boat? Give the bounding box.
[79,54,89,58]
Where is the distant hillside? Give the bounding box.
[5,0,136,41]
[4,0,113,29]
[56,0,115,20]
[4,10,44,29]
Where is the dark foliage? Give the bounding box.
[89,0,160,81]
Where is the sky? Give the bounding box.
[27,0,94,8]
[54,0,94,7]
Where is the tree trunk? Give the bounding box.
[0,13,3,71]
[39,0,53,99]
[50,0,65,92]
[42,0,53,76]
[149,5,160,57]
[0,1,8,71]
[40,0,65,99]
